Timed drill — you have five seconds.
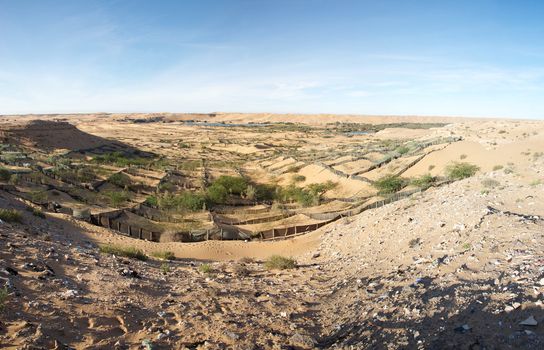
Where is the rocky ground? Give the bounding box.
[1,156,544,349]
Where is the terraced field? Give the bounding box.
[0,116,461,243]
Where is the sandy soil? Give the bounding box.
[1,115,544,349]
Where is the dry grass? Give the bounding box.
[0,209,22,223]
[151,250,175,260]
[99,244,148,261]
[264,255,297,270]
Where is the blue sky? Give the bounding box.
[1,0,543,118]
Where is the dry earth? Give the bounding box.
[1,114,544,349]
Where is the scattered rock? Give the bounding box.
[119,268,140,279]
[61,290,78,299]
[3,266,18,276]
[519,316,538,326]
[225,330,240,340]
[290,332,316,348]
[454,324,471,334]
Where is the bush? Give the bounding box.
[76,167,96,182]
[93,152,151,167]
[0,168,11,182]
[104,191,129,207]
[492,165,504,171]
[285,165,303,173]
[396,146,410,155]
[481,178,500,188]
[0,209,22,223]
[212,176,248,195]
[30,190,47,203]
[445,162,479,180]
[144,195,158,207]
[160,263,170,274]
[292,175,306,182]
[279,185,315,207]
[29,207,46,218]
[158,192,207,211]
[307,181,336,195]
[0,286,8,313]
[177,192,207,211]
[108,173,131,187]
[99,244,148,261]
[199,263,213,274]
[244,184,256,200]
[152,250,175,260]
[410,174,436,189]
[373,174,406,195]
[264,255,297,270]
[206,183,228,204]
[254,183,279,201]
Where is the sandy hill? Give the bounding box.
[0,112,514,126]
[0,120,142,153]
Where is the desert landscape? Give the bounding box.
[0,113,542,349]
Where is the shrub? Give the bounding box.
[199,263,213,274]
[8,174,19,185]
[177,192,206,211]
[244,184,256,200]
[160,263,170,274]
[30,190,47,203]
[307,180,336,195]
[30,207,46,218]
[212,176,248,195]
[206,183,228,204]
[504,167,514,174]
[151,250,175,260]
[445,162,479,180]
[158,192,205,211]
[99,244,148,261]
[232,263,250,276]
[0,286,8,313]
[481,178,500,188]
[286,165,302,173]
[108,173,131,187]
[292,175,306,183]
[158,182,174,192]
[409,237,421,248]
[530,179,542,187]
[492,165,504,171]
[279,184,316,207]
[428,165,435,171]
[76,167,96,182]
[93,152,150,167]
[396,146,410,155]
[104,191,129,207]
[373,174,406,195]
[0,209,22,223]
[254,183,279,201]
[410,174,436,189]
[264,255,297,270]
[459,154,467,160]
[0,168,11,182]
[144,195,158,207]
